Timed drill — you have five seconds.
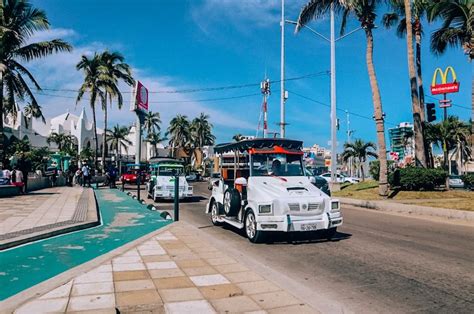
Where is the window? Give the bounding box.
[251,154,304,177]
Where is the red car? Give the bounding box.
[120,164,147,184]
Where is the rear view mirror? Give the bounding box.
[310,177,316,184]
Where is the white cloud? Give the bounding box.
[20,28,255,141]
[27,28,77,43]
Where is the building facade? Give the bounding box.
[388,122,415,162]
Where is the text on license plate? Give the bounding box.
[301,223,318,231]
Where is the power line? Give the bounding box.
[290,90,398,126]
[34,91,261,104]
[37,71,329,94]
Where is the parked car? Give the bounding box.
[305,169,331,196]
[120,164,147,185]
[320,172,360,184]
[186,173,198,182]
[0,172,10,185]
[448,175,464,189]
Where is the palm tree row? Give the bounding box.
[76,51,134,169]
[0,0,72,164]
[167,113,215,168]
[341,139,378,181]
[106,124,132,164]
[296,0,472,196]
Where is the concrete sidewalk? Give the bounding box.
[0,187,98,249]
[11,222,316,314]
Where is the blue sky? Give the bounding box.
[29,0,472,151]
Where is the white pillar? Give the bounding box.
[280,0,286,138]
[330,3,337,183]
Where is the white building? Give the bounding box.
[3,108,168,162]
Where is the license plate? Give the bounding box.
[301,223,318,231]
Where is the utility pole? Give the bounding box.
[261,79,271,138]
[330,3,337,185]
[280,0,286,138]
[346,111,354,177]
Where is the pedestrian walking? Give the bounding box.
[82,164,91,187]
[12,167,25,194]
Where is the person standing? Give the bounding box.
[82,164,90,187]
[12,167,25,194]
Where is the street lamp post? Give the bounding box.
[280,0,286,138]
[288,5,362,185]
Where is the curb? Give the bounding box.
[339,197,474,222]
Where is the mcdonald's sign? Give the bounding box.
[430,66,460,95]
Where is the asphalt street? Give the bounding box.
[126,182,474,313]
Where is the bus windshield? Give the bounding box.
[251,153,304,177]
[158,166,183,176]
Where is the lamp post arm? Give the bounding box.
[285,19,330,43]
[335,27,363,42]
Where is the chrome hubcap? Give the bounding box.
[246,213,256,239]
[224,192,231,213]
[211,203,218,223]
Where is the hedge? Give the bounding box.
[392,167,447,191]
[461,173,474,190]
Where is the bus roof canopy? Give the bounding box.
[214,138,303,154]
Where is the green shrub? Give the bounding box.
[396,167,447,191]
[369,160,395,181]
[461,173,474,189]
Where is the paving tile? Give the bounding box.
[190,274,230,287]
[72,282,114,296]
[199,283,243,300]
[112,256,143,264]
[166,247,193,255]
[214,263,249,274]
[145,261,178,270]
[92,264,113,273]
[267,304,316,314]
[155,232,178,241]
[112,262,146,271]
[236,281,281,295]
[115,279,155,292]
[169,252,200,261]
[176,259,208,268]
[142,255,171,263]
[67,294,115,312]
[66,309,117,314]
[138,249,166,256]
[165,300,216,314]
[115,289,162,307]
[159,287,203,302]
[75,272,113,284]
[205,257,237,266]
[182,266,218,276]
[148,268,185,279]
[113,270,150,281]
[120,249,140,257]
[210,295,261,313]
[153,276,195,289]
[39,280,73,299]
[197,252,227,259]
[250,291,300,310]
[224,271,264,283]
[15,298,68,314]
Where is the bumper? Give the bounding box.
[154,190,193,199]
[256,213,342,232]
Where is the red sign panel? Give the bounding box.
[430,82,459,95]
[135,81,149,112]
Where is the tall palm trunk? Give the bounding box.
[471,77,474,156]
[91,105,99,170]
[102,92,108,169]
[404,0,426,168]
[365,29,388,197]
[0,73,4,164]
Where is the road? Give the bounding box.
[129,182,474,313]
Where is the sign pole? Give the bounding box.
[174,175,179,221]
[443,93,447,121]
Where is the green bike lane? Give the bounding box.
[0,188,172,301]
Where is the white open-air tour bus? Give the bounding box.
[206,138,342,243]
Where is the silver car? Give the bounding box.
[448,175,464,189]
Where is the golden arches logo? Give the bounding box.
[430,66,459,95]
[431,66,457,86]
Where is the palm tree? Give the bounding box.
[429,0,473,58]
[297,0,389,196]
[98,51,134,168]
[232,134,244,142]
[383,0,429,167]
[143,111,161,135]
[106,124,132,164]
[341,139,378,181]
[47,132,72,152]
[23,102,46,128]
[167,114,191,158]
[427,116,471,171]
[146,132,167,157]
[0,0,72,162]
[76,53,105,168]
[190,113,215,168]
